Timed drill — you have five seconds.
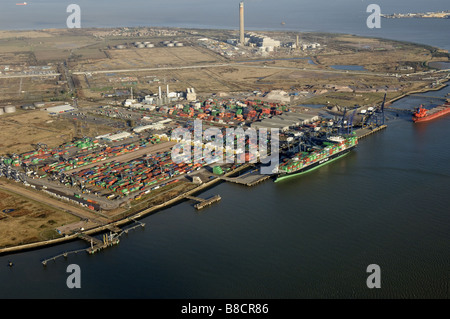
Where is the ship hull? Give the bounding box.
[413,107,450,122]
[275,145,356,182]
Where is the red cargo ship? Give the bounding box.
[412,102,450,123]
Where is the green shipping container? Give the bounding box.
[213,166,223,175]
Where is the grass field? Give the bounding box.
[0,109,113,155]
[0,188,79,248]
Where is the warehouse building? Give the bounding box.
[45,104,75,115]
[250,112,319,131]
[133,123,165,133]
[96,132,132,142]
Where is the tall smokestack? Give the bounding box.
[239,2,244,45]
[159,86,162,99]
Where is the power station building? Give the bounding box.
[237,3,281,52]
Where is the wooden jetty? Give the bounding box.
[185,195,221,210]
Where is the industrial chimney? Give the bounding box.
[239,2,244,45]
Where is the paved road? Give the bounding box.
[0,73,61,79]
[71,62,399,78]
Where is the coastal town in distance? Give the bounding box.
[0,1,449,286]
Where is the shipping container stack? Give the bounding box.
[70,149,207,197]
[154,97,287,125]
[36,136,161,175]
[278,136,358,174]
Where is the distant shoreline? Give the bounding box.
[382,11,450,19]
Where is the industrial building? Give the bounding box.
[21,103,35,110]
[186,88,197,101]
[246,32,281,51]
[34,102,45,108]
[1,105,16,114]
[133,123,165,133]
[96,131,132,142]
[45,104,75,115]
[251,113,319,131]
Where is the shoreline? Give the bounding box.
[0,163,252,256]
[386,79,449,106]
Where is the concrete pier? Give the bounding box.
[354,125,387,139]
[185,194,222,210]
[220,168,272,186]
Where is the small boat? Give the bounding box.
[16,2,27,5]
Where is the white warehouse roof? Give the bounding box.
[133,124,165,133]
[96,132,132,141]
[45,104,75,114]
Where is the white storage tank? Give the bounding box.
[166,43,174,47]
[175,42,183,47]
[146,44,154,48]
[0,108,4,115]
[4,106,16,113]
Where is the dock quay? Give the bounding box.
[220,169,272,186]
[409,94,447,100]
[354,125,387,139]
[185,194,222,210]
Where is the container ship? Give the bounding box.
[275,135,358,182]
[412,102,450,123]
